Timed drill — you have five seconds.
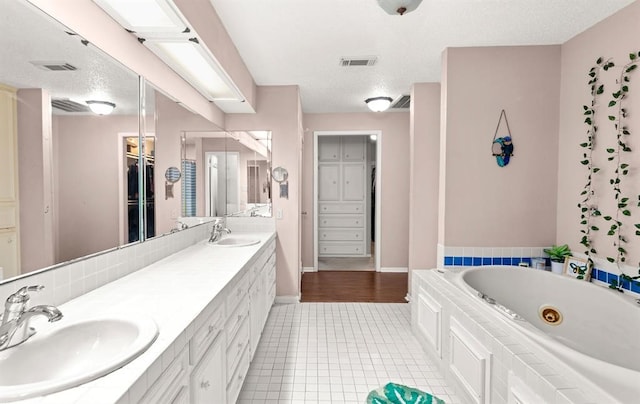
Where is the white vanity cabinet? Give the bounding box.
[140,346,190,404]
[249,239,276,360]
[189,304,226,404]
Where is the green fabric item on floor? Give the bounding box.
[366,382,445,404]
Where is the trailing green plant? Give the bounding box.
[578,57,611,257]
[544,244,572,263]
[602,52,639,267]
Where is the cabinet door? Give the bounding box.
[318,137,340,161]
[190,336,225,404]
[318,164,340,201]
[0,231,18,280]
[342,164,365,201]
[341,137,365,161]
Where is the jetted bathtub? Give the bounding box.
[448,265,640,404]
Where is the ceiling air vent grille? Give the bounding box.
[52,99,89,113]
[30,61,78,71]
[339,56,377,67]
[391,95,411,109]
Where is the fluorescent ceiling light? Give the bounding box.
[145,39,242,101]
[93,0,187,34]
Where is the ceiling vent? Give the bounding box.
[51,99,90,113]
[391,95,411,109]
[30,61,78,71]
[339,56,377,67]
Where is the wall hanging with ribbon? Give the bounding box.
[491,109,514,167]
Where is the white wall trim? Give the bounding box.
[274,295,300,304]
[380,267,408,273]
[302,266,316,273]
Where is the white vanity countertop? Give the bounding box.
[12,231,276,404]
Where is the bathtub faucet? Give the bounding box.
[477,292,496,305]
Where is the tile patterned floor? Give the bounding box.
[238,303,460,404]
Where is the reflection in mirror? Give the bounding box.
[0,1,142,282]
[180,131,272,221]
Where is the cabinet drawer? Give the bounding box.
[226,343,250,404]
[140,346,189,404]
[318,215,364,228]
[226,273,248,318]
[190,336,225,404]
[226,298,249,343]
[319,242,365,256]
[226,317,250,382]
[319,229,364,241]
[189,304,225,365]
[319,203,364,214]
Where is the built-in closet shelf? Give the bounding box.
[317,135,368,257]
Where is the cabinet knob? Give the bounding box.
[355,221,359,224]
[238,314,243,322]
[355,234,359,238]
[208,325,216,334]
[201,380,211,390]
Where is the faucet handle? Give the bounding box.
[7,286,44,303]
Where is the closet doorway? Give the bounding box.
[313,131,381,272]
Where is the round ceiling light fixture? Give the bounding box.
[376,0,423,16]
[86,100,116,115]
[365,96,393,112]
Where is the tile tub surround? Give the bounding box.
[239,303,460,404]
[411,269,620,404]
[3,230,275,403]
[436,244,640,296]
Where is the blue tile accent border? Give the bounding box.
[443,255,640,294]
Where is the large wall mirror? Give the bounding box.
[0,1,152,282]
[180,131,272,220]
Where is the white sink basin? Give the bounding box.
[213,236,260,247]
[0,315,158,401]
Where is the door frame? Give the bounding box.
[313,130,382,272]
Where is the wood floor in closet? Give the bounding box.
[301,271,408,303]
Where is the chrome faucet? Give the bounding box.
[209,220,231,243]
[0,286,63,351]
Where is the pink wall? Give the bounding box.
[302,112,411,269]
[17,89,54,273]
[440,45,561,247]
[226,86,303,298]
[409,83,440,272]
[154,92,224,235]
[557,1,640,266]
[54,114,138,262]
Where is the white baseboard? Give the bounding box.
[302,267,316,273]
[380,267,409,273]
[275,295,300,304]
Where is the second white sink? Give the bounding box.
[213,236,260,247]
[0,315,158,401]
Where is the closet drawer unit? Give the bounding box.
[226,343,250,404]
[226,317,250,383]
[226,273,248,318]
[319,229,364,241]
[189,304,225,364]
[318,215,364,228]
[0,206,16,229]
[319,242,365,256]
[318,203,364,214]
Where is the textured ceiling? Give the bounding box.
[208,0,636,113]
[0,1,141,115]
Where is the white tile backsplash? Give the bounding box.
[0,221,212,307]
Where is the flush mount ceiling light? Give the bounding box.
[92,0,187,35]
[365,97,393,112]
[376,0,423,15]
[144,38,243,101]
[86,100,116,115]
